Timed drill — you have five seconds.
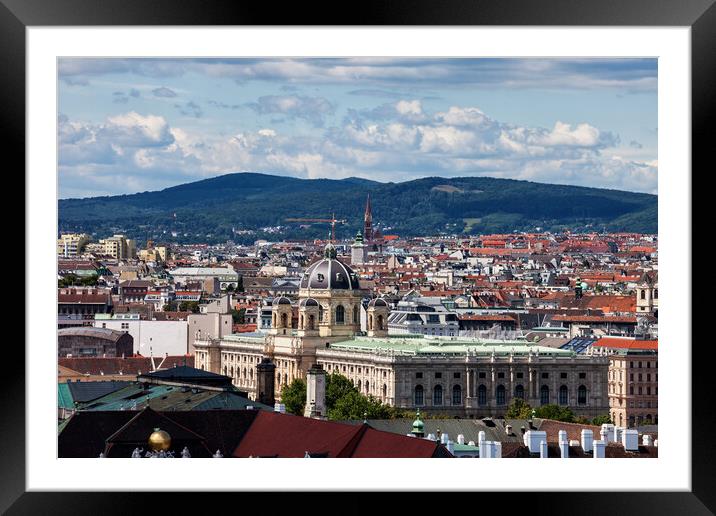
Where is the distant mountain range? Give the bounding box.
[58,173,657,244]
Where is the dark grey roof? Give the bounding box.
[274,296,292,305]
[57,327,128,343]
[368,298,388,308]
[300,258,359,290]
[67,381,130,404]
[139,365,232,386]
[299,298,319,308]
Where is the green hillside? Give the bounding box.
[58,173,657,244]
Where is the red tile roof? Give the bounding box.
[232,411,448,458]
[594,337,658,350]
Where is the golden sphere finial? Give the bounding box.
[148,427,171,452]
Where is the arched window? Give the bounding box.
[243,367,247,379]
[515,384,525,400]
[365,381,369,393]
[578,385,587,405]
[368,315,373,330]
[414,385,424,406]
[496,385,506,405]
[353,305,359,324]
[382,384,388,398]
[280,312,287,328]
[559,385,568,405]
[477,384,487,406]
[452,385,462,405]
[540,385,550,405]
[308,314,315,330]
[433,385,443,405]
[319,305,325,322]
[283,373,288,385]
[377,314,384,330]
[335,305,345,324]
[357,380,361,390]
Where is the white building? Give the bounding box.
[94,314,189,356]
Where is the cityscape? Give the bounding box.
[57,57,658,459]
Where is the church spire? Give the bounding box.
[364,194,373,242]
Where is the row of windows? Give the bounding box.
[418,371,588,380]
[629,361,656,369]
[414,384,588,406]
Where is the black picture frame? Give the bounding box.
[3,0,710,513]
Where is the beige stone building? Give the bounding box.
[194,244,610,418]
[100,234,137,260]
[594,337,658,428]
[57,233,91,257]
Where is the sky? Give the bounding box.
[58,58,657,199]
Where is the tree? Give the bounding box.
[505,398,533,419]
[231,308,246,324]
[534,404,576,423]
[325,372,356,410]
[279,372,398,420]
[280,378,306,416]
[178,301,200,313]
[591,414,612,426]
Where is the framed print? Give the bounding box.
[3,0,712,513]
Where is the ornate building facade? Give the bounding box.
[194,244,610,418]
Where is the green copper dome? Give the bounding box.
[324,243,338,259]
[411,409,424,433]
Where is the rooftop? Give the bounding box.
[326,335,576,357]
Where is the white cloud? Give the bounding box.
[59,101,657,197]
[395,100,422,116]
[534,121,601,147]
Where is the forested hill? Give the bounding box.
[58,172,657,244]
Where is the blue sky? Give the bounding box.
[58,58,657,199]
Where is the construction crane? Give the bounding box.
[285,213,346,242]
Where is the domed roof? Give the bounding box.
[299,297,319,308]
[300,245,360,290]
[368,297,388,308]
[411,410,424,433]
[274,296,292,305]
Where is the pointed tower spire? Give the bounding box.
[364,193,373,242]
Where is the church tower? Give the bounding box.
[364,194,373,242]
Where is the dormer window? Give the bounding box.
[316,273,324,282]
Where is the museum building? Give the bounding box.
[194,244,610,418]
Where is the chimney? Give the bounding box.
[642,434,653,446]
[446,440,455,455]
[304,363,327,419]
[440,433,449,445]
[581,429,594,453]
[478,430,486,446]
[525,430,547,454]
[593,440,606,458]
[539,440,548,458]
[622,429,639,451]
[256,358,276,407]
[505,424,512,435]
[457,434,465,445]
[558,430,569,459]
